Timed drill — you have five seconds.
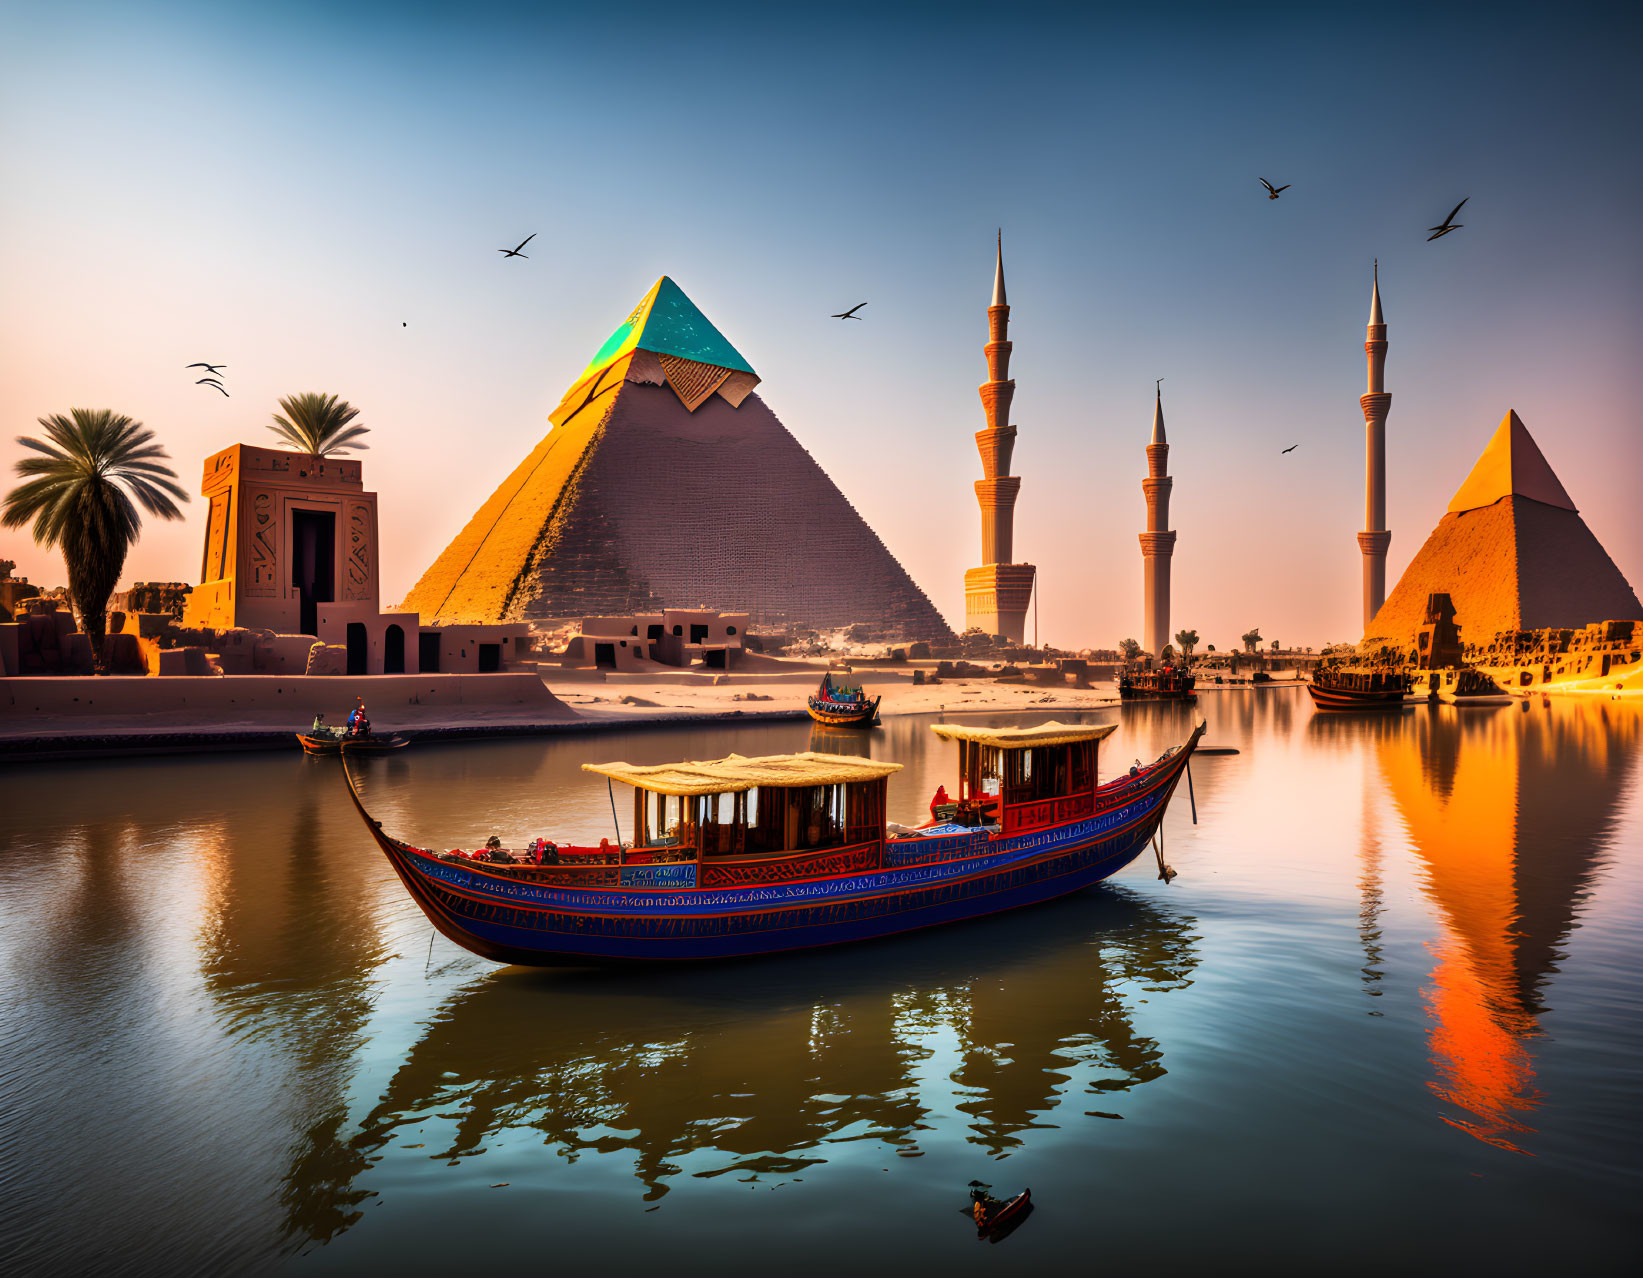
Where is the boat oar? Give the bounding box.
[607,777,622,845]
[1152,830,1176,883]
[1186,759,1197,824]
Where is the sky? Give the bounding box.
[2,1,1640,651]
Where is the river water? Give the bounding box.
[2,694,1640,1275]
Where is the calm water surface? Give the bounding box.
[2,694,1640,1275]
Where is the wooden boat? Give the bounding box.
[807,672,881,727]
[298,729,410,755]
[978,1188,1032,1239]
[1118,665,1197,701]
[1306,667,1411,711]
[343,718,1206,965]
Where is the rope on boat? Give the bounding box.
[607,777,622,846]
[1187,759,1198,824]
[1152,829,1176,884]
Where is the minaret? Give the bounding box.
[964,232,1036,643]
[1358,262,1392,629]
[1140,382,1176,659]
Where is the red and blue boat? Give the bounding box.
[343,718,1204,965]
[807,671,881,727]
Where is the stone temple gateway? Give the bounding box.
[402,277,949,639]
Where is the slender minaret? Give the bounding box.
[1140,382,1176,659]
[964,232,1036,643]
[1358,262,1392,629]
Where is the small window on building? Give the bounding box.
[672,625,683,636]
[690,624,709,644]
[631,626,639,636]
[726,626,736,635]
[648,624,663,640]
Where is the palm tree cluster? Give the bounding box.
[267,393,369,458]
[2,409,189,659]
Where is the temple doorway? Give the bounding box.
[384,624,405,674]
[291,510,335,636]
[346,622,367,676]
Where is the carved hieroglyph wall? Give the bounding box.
[182,443,379,634]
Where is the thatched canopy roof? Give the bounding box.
[582,751,901,796]
[929,721,1117,750]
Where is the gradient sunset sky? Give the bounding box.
[3,1,1639,649]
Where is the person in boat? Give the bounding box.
[930,784,951,818]
[347,699,371,738]
[311,712,328,735]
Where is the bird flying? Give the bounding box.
[499,233,536,258]
[831,302,867,320]
[1281,444,1298,454]
[186,362,226,375]
[196,379,229,397]
[1427,198,1468,241]
[1258,178,1290,200]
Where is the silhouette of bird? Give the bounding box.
[196,379,229,397]
[498,233,535,258]
[186,362,226,375]
[1258,178,1290,200]
[831,302,867,320]
[1282,444,1298,454]
[1427,198,1468,241]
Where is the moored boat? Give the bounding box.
[807,672,881,727]
[1118,664,1197,701]
[298,729,411,755]
[343,718,1205,965]
[978,1188,1032,1238]
[1307,666,1411,711]
[1429,667,1514,705]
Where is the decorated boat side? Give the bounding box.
[344,718,1205,965]
[1118,665,1197,702]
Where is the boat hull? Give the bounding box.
[1306,684,1410,711]
[347,729,1200,965]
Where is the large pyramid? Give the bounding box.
[1363,410,1641,649]
[402,278,950,637]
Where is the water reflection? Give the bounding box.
[1374,705,1640,1153]
[296,888,1198,1228]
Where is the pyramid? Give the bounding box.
[401,277,951,637]
[1363,410,1641,650]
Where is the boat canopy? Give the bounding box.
[930,721,1117,750]
[581,751,902,796]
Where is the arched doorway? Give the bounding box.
[384,624,405,674]
[346,622,368,676]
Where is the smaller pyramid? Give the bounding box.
[1363,410,1641,650]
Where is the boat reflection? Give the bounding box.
[301,886,1198,1228]
[1374,703,1639,1153]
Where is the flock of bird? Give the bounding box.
[187,362,228,397]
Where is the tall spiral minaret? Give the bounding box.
[964,232,1035,643]
[1358,262,1392,629]
[1140,382,1175,658]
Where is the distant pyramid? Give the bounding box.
[1363,410,1641,649]
[401,277,950,637]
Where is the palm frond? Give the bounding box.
[267,392,370,457]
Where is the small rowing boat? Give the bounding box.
[807,672,881,727]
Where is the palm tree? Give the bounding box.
[1241,628,1263,653]
[1119,637,1141,663]
[3,409,189,661]
[1175,628,1199,658]
[267,392,369,458]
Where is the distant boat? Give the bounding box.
[1307,667,1411,711]
[298,729,410,755]
[1429,667,1514,705]
[807,671,881,726]
[342,718,1206,964]
[1118,665,1197,702]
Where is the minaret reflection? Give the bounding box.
[341,889,1198,1200]
[1376,703,1637,1152]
